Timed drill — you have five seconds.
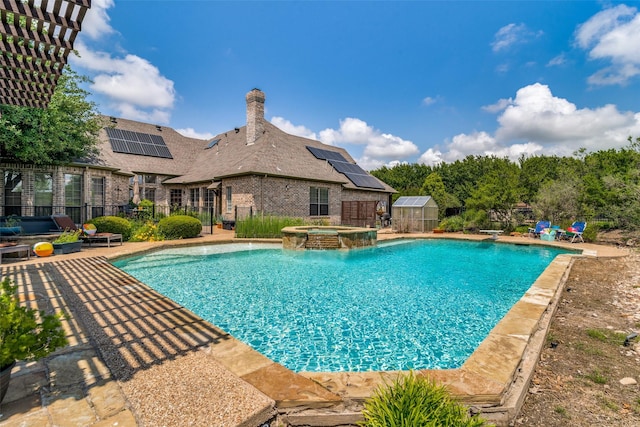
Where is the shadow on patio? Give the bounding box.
[0,257,274,426]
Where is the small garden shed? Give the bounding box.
[392,196,439,233]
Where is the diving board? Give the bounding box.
[479,230,504,240]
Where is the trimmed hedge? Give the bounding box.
[158,215,202,239]
[89,216,133,241]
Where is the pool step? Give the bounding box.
[305,233,340,249]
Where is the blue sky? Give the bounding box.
[71,1,640,170]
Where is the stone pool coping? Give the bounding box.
[0,230,628,426]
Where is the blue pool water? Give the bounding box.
[113,239,570,373]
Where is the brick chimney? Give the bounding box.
[246,88,265,145]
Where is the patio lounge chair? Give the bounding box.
[563,221,587,243]
[51,214,80,232]
[51,215,123,247]
[528,220,550,238]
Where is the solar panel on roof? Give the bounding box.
[106,127,173,159]
[306,146,348,162]
[328,160,367,175]
[306,145,385,189]
[344,173,385,189]
[206,138,221,149]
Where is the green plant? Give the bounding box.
[52,229,81,243]
[0,277,68,370]
[359,371,490,427]
[89,216,133,241]
[157,215,202,239]
[130,220,164,242]
[235,215,305,238]
[438,215,465,232]
[598,395,620,411]
[1,215,20,227]
[554,406,569,418]
[586,329,608,342]
[585,328,627,346]
[136,199,154,220]
[584,369,607,384]
[581,222,599,242]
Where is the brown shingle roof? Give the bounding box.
[164,122,394,192]
[92,116,394,193]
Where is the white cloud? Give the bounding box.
[482,98,513,113]
[78,0,115,40]
[547,53,567,67]
[575,4,640,85]
[422,96,437,106]
[176,128,214,140]
[495,83,638,152]
[70,2,177,124]
[271,116,418,169]
[271,117,317,140]
[318,118,419,164]
[491,23,543,52]
[418,82,640,165]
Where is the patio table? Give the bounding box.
[0,244,31,264]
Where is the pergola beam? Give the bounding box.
[0,0,90,108]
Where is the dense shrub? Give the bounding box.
[359,371,490,427]
[438,215,464,232]
[158,215,202,239]
[89,216,133,241]
[582,222,599,243]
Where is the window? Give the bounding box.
[226,186,232,213]
[35,173,53,216]
[190,188,199,207]
[204,189,215,208]
[64,174,82,223]
[91,177,105,218]
[144,188,156,203]
[3,172,22,216]
[170,189,182,207]
[310,187,329,216]
[144,174,156,184]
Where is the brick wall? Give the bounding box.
[221,175,389,224]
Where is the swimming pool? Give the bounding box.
[113,239,570,372]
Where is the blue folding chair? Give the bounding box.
[528,220,550,238]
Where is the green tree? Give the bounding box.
[465,159,520,229]
[0,67,103,165]
[421,172,459,219]
[532,179,581,224]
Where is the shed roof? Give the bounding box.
[392,196,433,208]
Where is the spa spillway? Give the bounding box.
[281,226,377,250]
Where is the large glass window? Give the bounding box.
[64,174,82,224]
[35,173,53,216]
[3,172,22,216]
[144,174,156,184]
[91,177,105,218]
[310,187,329,216]
[204,189,215,208]
[226,186,232,213]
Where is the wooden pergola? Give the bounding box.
[0,0,91,109]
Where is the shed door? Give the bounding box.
[341,201,377,227]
